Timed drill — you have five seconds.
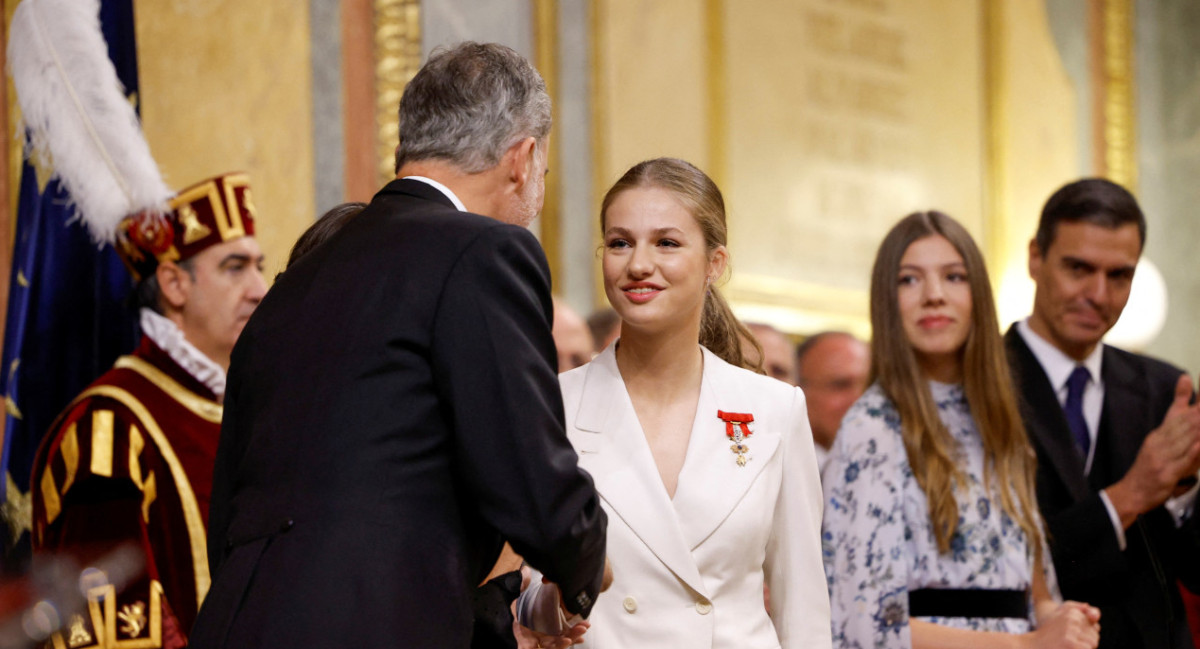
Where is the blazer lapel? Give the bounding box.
[1093,346,1148,488]
[1005,327,1091,503]
[572,348,708,596]
[672,348,780,550]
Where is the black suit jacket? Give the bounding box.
[1005,325,1200,649]
[190,179,607,648]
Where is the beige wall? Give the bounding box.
[588,0,1079,338]
[135,0,315,279]
[593,0,711,185]
[987,0,1079,329]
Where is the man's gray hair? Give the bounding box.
[394,42,551,174]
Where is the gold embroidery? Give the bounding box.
[117,601,147,637]
[5,395,22,419]
[114,356,223,423]
[87,581,163,648]
[242,187,257,220]
[178,204,212,245]
[61,423,80,494]
[141,472,156,523]
[128,425,145,489]
[41,466,60,524]
[3,472,32,544]
[67,613,92,647]
[72,386,211,607]
[16,270,29,287]
[90,410,115,477]
[218,173,250,239]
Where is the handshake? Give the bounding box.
[512,560,613,649]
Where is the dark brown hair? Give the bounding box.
[286,202,368,270]
[1036,178,1145,254]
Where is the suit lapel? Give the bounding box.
[1005,327,1091,502]
[1093,346,1148,488]
[572,348,708,595]
[672,348,780,550]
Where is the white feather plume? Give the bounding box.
[7,0,172,244]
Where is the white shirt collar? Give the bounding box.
[139,309,227,398]
[402,175,466,212]
[1016,318,1104,392]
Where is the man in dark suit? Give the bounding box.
[190,42,608,648]
[1005,178,1200,649]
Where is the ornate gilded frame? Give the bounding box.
[372,0,422,190]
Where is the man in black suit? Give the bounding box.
[1005,178,1200,649]
[190,42,608,648]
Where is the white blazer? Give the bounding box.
[560,344,832,649]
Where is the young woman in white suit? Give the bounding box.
[555,158,831,649]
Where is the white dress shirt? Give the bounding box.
[403,175,466,212]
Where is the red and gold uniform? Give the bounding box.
[31,335,221,649]
[28,173,256,648]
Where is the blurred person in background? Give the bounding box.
[745,322,797,385]
[795,331,869,469]
[553,297,596,372]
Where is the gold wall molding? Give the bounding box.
[533,0,561,284]
[588,0,607,308]
[373,0,422,190]
[705,0,727,190]
[1091,0,1136,189]
[983,0,1011,275]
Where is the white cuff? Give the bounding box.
[1099,490,1127,551]
[1164,473,1200,527]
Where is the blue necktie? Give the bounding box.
[1064,366,1092,457]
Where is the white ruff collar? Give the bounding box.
[139,309,226,399]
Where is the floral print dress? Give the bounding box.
[821,381,1036,649]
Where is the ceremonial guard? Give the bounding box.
[29,173,266,648]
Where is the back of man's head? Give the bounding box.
[394,42,551,175]
[1035,177,1146,255]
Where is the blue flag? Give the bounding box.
[1,0,142,569]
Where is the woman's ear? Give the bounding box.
[708,245,729,285]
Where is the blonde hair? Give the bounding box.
[600,158,762,372]
[870,211,1042,559]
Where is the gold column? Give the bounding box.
[534,0,562,284]
[589,0,607,308]
[705,0,727,189]
[982,0,1010,273]
[374,0,422,190]
[1090,0,1136,189]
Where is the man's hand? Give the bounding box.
[1106,374,1200,528]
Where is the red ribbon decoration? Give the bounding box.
[717,410,755,438]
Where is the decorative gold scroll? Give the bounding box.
[1094,0,1136,189]
[374,0,422,190]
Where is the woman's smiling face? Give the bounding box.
[602,186,725,335]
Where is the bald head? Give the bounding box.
[795,332,870,450]
[552,297,595,372]
[745,323,797,385]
